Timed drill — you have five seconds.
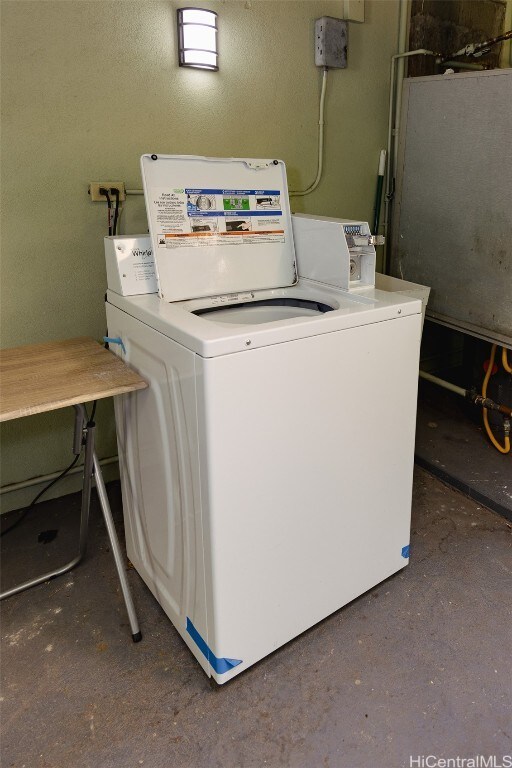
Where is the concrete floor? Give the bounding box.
[415,380,512,520]
[1,468,511,768]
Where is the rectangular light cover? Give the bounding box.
[177,8,218,70]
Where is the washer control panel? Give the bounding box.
[292,215,380,292]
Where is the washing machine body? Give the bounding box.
[106,282,421,683]
[105,154,423,683]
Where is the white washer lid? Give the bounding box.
[140,154,297,302]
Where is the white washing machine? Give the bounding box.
[105,154,423,684]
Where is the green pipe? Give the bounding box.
[372,149,386,236]
[440,61,485,71]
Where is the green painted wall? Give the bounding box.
[0,0,399,511]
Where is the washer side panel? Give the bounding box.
[106,303,211,675]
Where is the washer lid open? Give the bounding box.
[141,154,297,303]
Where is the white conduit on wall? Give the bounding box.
[288,67,328,197]
[126,70,330,200]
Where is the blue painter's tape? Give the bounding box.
[401,545,410,559]
[103,336,126,354]
[186,618,242,675]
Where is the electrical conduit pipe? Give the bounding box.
[289,68,328,197]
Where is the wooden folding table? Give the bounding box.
[0,337,147,641]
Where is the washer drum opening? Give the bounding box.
[193,298,335,325]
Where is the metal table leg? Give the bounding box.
[0,404,92,601]
[1,405,142,642]
[92,452,142,642]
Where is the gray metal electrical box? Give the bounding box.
[315,17,347,68]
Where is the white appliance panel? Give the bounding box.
[107,296,421,682]
[197,313,421,681]
[106,285,421,358]
[292,213,376,290]
[106,303,211,675]
[104,235,158,296]
[141,154,297,302]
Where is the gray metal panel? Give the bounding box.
[391,70,512,347]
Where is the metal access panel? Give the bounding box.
[391,70,512,347]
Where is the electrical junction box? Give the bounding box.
[104,235,158,296]
[315,17,348,68]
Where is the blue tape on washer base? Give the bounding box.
[103,336,126,354]
[186,618,242,675]
[401,545,410,559]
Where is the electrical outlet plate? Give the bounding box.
[88,182,126,201]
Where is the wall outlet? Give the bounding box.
[88,182,126,201]
[315,17,348,69]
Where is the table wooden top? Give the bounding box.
[0,337,147,422]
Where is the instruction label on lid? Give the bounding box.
[152,187,285,249]
[140,154,296,302]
